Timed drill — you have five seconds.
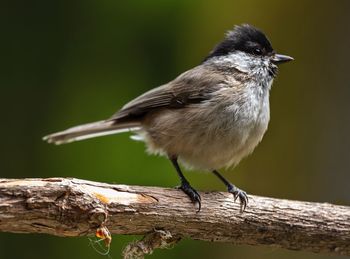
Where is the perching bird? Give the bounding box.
[43,24,293,212]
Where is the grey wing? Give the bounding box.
[110,66,226,122]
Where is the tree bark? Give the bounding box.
[0,178,349,256]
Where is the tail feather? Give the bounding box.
[43,120,141,145]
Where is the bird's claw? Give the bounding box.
[228,185,248,212]
[178,181,201,212]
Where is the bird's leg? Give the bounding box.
[169,156,201,211]
[212,170,248,212]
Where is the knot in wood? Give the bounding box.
[89,208,108,226]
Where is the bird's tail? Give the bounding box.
[43,120,141,145]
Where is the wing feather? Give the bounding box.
[111,66,226,121]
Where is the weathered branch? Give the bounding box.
[0,178,349,257]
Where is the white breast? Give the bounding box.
[188,82,271,170]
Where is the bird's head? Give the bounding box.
[204,24,293,77]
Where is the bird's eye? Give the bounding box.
[253,48,262,55]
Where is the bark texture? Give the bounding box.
[0,178,349,256]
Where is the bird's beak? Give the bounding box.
[271,54,294,64]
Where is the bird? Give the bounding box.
[43,24,293,212]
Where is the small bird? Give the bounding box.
[44,24,293,212]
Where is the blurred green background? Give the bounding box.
[1,0,350,258]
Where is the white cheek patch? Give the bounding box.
[212,51,267,75]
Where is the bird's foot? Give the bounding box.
[227,184,248,212]
[177,181,201,212]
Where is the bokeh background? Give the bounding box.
[1,0,350,258]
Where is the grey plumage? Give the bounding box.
[44,50,273,170]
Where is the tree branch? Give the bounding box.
[0,178,349,256]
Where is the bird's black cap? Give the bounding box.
[204,24,274,61]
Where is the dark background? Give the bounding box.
[1,0,350,258]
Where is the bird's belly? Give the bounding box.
[178,116,268,170]
[141,100,269,170]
